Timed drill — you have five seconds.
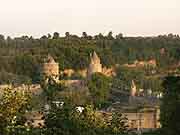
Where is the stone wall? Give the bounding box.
[122,111,159,129]
[123,59,157,68]
[59,80,86,89]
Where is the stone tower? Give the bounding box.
[87,51,102,77]
[41,55,59,83]
[130,80,137,97]
[129,80,137,104]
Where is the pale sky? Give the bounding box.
[0,0,180,37]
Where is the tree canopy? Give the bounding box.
[160,76,180,135]
[88,73,112,107]
[0,33,179,84]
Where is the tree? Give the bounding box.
[58,88,90,106]
[110,112,129,134]
[43,77,65,101]
[0,34,5,45]
[65,32,70,38]
[160,76,180,135]
[94,33,104,40]
[45,102,74,129]
[0,88,31,133]
[107,31,114,40]
[88,73,112,107]
[53,32,60,39]
[45,104,101,135]
[47,33,51,39]
[116,66,145,90]
[82,32,88,39]
[116,33,123,40]
[40,35,48,40]
[45,103,129,135]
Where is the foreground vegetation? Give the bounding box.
[0,32,180,134]
[0,76,180,135]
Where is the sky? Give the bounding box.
[0,0,180,37]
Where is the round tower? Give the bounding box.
[40,55,59,83]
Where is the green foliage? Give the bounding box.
[0,88,31,133]
[3,127,47,135]
[117,67,145,83]
[109,112,129,134]
[0,33,179,84]
[57,88,90,106]
[43,77,90,106]
[44,103,129,135]
[114,66,163,93]
[114,66,145,91]
[43,77,65,101]
[88,73,112,107]
[160,76,180,135]
[0,70,32,85]
[53,32,60,39]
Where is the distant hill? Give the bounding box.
[0,33,179,83]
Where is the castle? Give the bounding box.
[41,52,105,82]
[40,54,161,131]
[61,51,116,79]
[0,52,161,131]
[0,51,111,95]
[39,51,115,88]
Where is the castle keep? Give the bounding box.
[41,55,59,82]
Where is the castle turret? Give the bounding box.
[87,51,102,77]
[41,55,59,83]
[129,80,137,104]
[130,80,137,97]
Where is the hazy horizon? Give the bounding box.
[0,0,179,38]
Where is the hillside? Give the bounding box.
[0,33,179,84]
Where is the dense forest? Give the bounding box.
[0,32,179,84]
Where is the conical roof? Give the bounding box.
[130,80,137,96]
[45,54,56,63]
[92,51,99,59]
[91,51,100,63]
[131,80,136,87]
